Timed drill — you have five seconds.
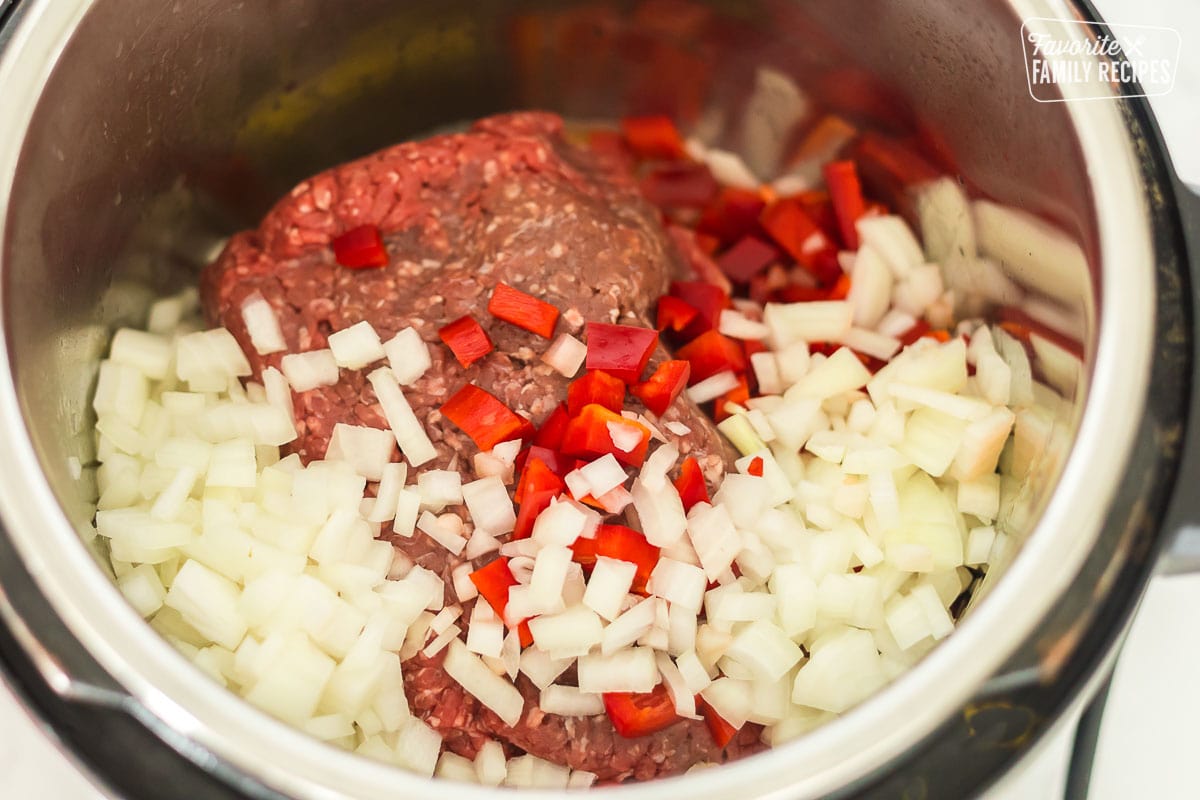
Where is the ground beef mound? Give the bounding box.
[201,111,762,781]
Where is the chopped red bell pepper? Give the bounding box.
[760,199,841,284]
[716,236,779,284]
[697,187,766,245]
[695,232,721,255]
[514,456,566,506]
[897,319,931,347]
[667,225,733,295]
[697,696,739,749]
[827,273,852,300]
[533,403,570,450]
[560,404,651,468]
[640,162,719,208]
[595,524,660,594]
[674,456,709,512]
[713,374,750,422]
[630,359,691,417]
[440,384,531,452]
[470,557,534,647]
[438,315,493,368]
[570,535,598,569]
[668,281,731,339]
[850,131,941,190]
[619,115,687,160]
[518,444,569,478]
[331,224,389,269]
[513,487,561,541]
[675,330,746,384]
[487,283,560,339]
[567,370,626,416]
[585,322,659,384]
[996,306,1084,359]
[656,295,700,333]
[793,189,841,243]
[823,160,867,250]
[747,456,764,477]
[603,682,678,739]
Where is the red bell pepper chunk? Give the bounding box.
[674,457,710,512]
[716,236,779,283]
[656,295,700,333]
[697,696,739,749]
[675,330,746,384]
[630,359,691,417]
[827,273,852,300]
[760,199,841,284]
[331,224,389,269]
[560,404,651,468]
[603,682,678,739]
[696,232,721,255]
[470,558,534,647]
[487,283,560,339]
[533,403,570,450]
[619,115,687,160]
[639,162,719,209]
[712,374,750,422]
[898,319,931,347]
[438,315,493,368]
[517,444,569,478]
[747,456,764,477]
[668,280,731,339]
[697,187,767,245]
[667,225,733,295]
[850,131,941,190]
[823,160,867,250]
[514,456,566,507]
[792,189,841,244]
[585,322,659,384]
[570,535,598,569]
[513,487,559,541]
[595,524,660,594]
[567,370,626,416]
[440,384,531,452]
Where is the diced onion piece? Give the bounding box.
[442,639,525,727]
[700,677,753,729]
[576,647,660,694]
[240,293,287,355]
[528,605,604,658]
[630,478,688,548]
[164,560,247,650]
[655,652,698,718]
[785,347,871,400]
[207,439,257,488]
[687,503,744,581]
[175,328,252,391]
[504,754,572,789]
[542,334,587,378]
[582,557,637,621]
[528,546,573,616]
[367,367,437,467]
[965,525,997,566]
[606,421,645,454]
[416,511,468,556]
[687,370,741,404]
[601,596,659,656]
[474,740,508,787]
[718,309,770,340]
[751,352,783,396]
[280,350,339,392]
[328,321,386,370]
[117,563,167,617]
[244,631,337,725]
[702,147,759,190]
[325,423,395,482]
[110,328,173,381]
[847,245,894,328]
[578,453,627,498]
[889,382,991,421]
[763,301,853,349]
[462,475,516,535]
[855,215,923,279]
[383,327,432,386]
[393,488,421,537]
[416,469,463,512]
[791,627,887,713]
[539,684,605,716]
[466,598,505,658]
[93,360,150,427]
[646,558,707,613]
[837,327,901,362]
[367,462,407,523]
[531,498,589,547]
[957,472,1000,521]
[519,647,574,690]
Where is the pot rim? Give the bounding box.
[0,1,1159,798]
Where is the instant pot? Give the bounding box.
[1,0,1198,797]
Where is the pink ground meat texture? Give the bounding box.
[201,111,761,780]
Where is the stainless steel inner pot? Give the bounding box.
[0,0,1190,798]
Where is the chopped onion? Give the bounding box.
[280,350,339,392]
[541,334,587,378]
[383,327,432,386]
[576,647,660,694]
[601,596,659,655]
[416,511,467,556]
[578,453,627,497]
[646,558,707,613]
[239,293,287,355]
[367,367,437,468]
[461,475,516,535]
[763,301,853,349]
[687,370,741,404]
[855,216,923,279]
[328,321,386,370]
[325,424,396,482]
[539,684,605,717]
[528,605,604,658]
[531,499,589,547]
[110,328,173,381]
[718,309,770,340]
[442,639,524,727]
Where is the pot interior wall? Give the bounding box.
[4,0,1092,642]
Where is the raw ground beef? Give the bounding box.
[201,111,762,780]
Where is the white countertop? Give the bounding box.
[3,1,1199,798]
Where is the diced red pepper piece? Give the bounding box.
[560,404,651,468]
[695,232,721,255]
[793,190,841,243]
[518,444,570,478]
[513,486,560,541]
[787,114,859,168]
[674,457,710,512]
[630,360,691,417]
[585,322,660,384]
[823,160,867,250]
[697,696,739,749]
[656,295,700,333]
[898,319,931,346]
[604,683,678,739]
[760,199,841,284]
[595,523,661,594]
[639,162,719,208]
[697,187,766,245]
[996,306,1084,359]
[713,374,750,422]
[331,224,389,269]
[571,535,598,569]
[438,315,493,368]
[567,370,626,416]
[620,115,687,160]
[514,456,566,507]
[668,280,732,339]
[667,225,733,295]
[827,273,852,300]
[533,403,570,450]
[440,384,530,452]
[487,283,560,339]
[675,330,746,384]
[850,131,941,190]
[470,558,534,647]
[747,456,764,477]
[716,236,779,283]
